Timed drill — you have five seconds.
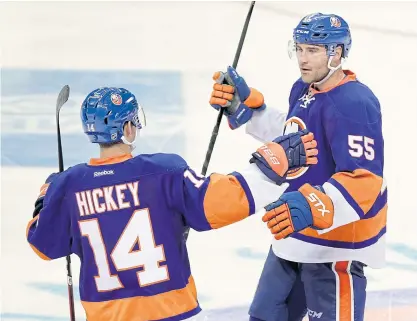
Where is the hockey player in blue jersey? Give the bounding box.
[26,87,322,321]
[209,13,387,321]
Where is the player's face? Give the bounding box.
[296,43,329,84]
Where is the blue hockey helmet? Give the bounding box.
[81,87,145,144]
[292,13,352,58]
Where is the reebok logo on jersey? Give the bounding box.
[94,170,114,177]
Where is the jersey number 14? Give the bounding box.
[79,208,169,292]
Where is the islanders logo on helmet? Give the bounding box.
[330,16,341,28]
[111,93,123,105]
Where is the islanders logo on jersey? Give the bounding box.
[298,91,315,108]
[283,116,309,180]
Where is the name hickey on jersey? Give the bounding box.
[75,181,140,216]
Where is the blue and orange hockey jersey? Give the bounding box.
[26,153,287,321]
[246,70,387,268]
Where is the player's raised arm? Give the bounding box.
[167,130,318,231]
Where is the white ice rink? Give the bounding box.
[1,1,417,320]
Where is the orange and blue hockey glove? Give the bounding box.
[262,184,334,240]
[250,129,318,185]
[209,66,265,129]
[32,173,58,218]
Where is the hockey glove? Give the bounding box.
[262,184,334,240]
[209,66,266,129]
[250,129,318,185]
[32,172,58,218]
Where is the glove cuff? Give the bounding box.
[244,88,265,109]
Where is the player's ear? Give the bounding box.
[335,46,343,63]
[123,121,131,139]
[124,121,136,141]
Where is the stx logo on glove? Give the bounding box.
[306,192,331,217]
[299,184,334,229]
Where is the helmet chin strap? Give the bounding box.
[313,56,345,87]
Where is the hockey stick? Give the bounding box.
[55,85,76,321]
[200,1,256,176]
[184,1,256,242]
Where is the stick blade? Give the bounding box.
[56,85,70,112]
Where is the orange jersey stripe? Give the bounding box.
[334,261,353,321]
[300,204,387,243]
[81,276,198,321]
[26,215,51,261]
[203,173,250,229]
[332,169,383,215]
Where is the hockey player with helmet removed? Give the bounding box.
[209,13,387,321]
[26,87,319,321]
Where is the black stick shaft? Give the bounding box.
[55,85,76,321]
[201,1,256,176]
[66,255,76,321]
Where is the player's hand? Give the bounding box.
[262,184,334,240]
[32,173,58,218]
[250,129,318,185]
[209,66,266,129]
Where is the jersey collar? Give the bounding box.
[309,70,357,95]
[89,153,133,166]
